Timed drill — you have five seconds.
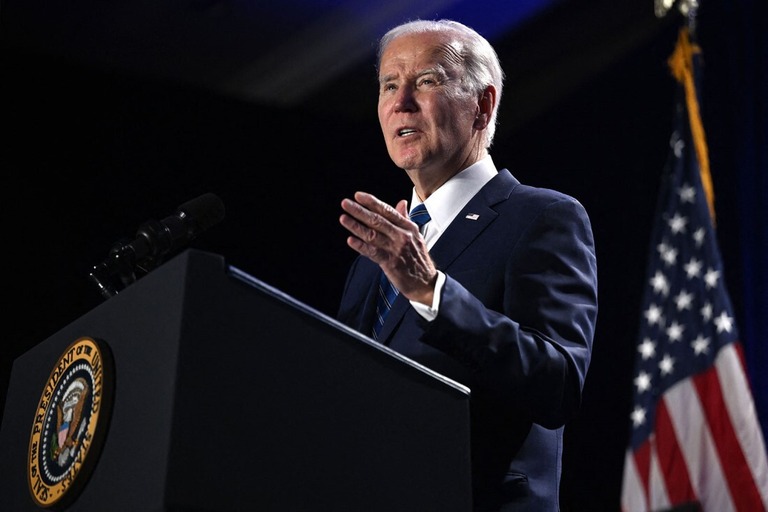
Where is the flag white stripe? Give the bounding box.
[715,343,768,508]
[665,379,735,511]
[648,436,672,511]
[621,450,648,512]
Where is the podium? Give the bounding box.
[0,250,472,511]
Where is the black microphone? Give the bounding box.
[89,193,225,298]
[127,192,226,267]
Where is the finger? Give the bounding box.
[339,201,393,256]
[338,210,377,244]
[339,199,385,238]
[340,197,371,221]
[345,234,373,258]
[339,216,387,263]
[352,192,412,228]
[340,196,410,243]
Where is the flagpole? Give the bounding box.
[658,0,715,223]
[669,36,715,225]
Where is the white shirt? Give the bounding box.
[409,155,498,320]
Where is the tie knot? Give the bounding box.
[409,203,431,228]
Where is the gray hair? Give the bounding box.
[377,19,505,148]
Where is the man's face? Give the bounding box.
[377,32,480,176]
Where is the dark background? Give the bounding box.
[2,0,765,509]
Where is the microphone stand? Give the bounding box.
[88,219,175,299]
[88,193,225,300]
[89,239,140,299]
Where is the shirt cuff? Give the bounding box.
[410,270,445,322]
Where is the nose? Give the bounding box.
[394,86,418,113]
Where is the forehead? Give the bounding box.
[379,32,463,75]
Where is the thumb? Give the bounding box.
[395,199,408,218]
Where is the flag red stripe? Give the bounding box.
[633,438,652,506]
[694,348,767,511]
[655,397,697,505]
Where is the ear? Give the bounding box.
[473,85,496,130]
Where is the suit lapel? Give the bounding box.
[377,169,518,343]
[431,169,517,270]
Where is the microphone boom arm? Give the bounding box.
[88,193,225,299]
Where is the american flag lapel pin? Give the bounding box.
[465,213,480,220]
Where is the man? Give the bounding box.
[338,19,598,511]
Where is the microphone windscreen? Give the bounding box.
[178,193,225,233]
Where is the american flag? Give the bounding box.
[620,28,768,511]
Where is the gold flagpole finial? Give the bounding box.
[655,0,700,36]
[655,0,699,18]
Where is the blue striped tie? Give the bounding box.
[372,203,431,340]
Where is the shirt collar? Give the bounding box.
[410,155,498,236]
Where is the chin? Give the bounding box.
[392,151,422,170]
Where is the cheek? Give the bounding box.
[378,93,392,113]
[442,99,479,131]
[377,101,391,129]
[377,103,386,123]
[428,94,462,120]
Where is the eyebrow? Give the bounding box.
[379,67,445,85]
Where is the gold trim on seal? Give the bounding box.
[27,336,109,508]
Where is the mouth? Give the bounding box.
[397,127,418,137]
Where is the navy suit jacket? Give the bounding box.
[337,169,598,511]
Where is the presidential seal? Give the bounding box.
[27,337,113,508]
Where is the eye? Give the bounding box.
[381,82,397,93]
[417,77,436,87]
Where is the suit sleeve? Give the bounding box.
[420,197,598,429]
